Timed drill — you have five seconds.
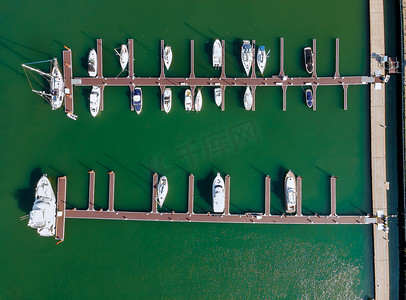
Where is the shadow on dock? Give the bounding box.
[14,168,43,214]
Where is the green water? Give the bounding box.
[0,0,389,298]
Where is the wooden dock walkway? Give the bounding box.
[188,174,194,214]
[264,176,271,215]
[151,173,158,213]
[63,38,376,115]
[330,176,337,216]
[296,176,303,216]
[62,49,74,113]
[55,176,67,241]
[108,171,115,212]
[224,175,230,215]
[88,170,95,211]
[370,0,390,298]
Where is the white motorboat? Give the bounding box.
[89,86,101,117]
[66,112,78,120]
[241,40,253,76]
[162,87,172,113]
[22,58,65,110]
[214,87,222,107]
[27,174,56,237]
[285,170,297,213]
[157,176,168,207]
[119,44,129,71]
[212,39,222,68]
[244,86,253,110]
[212,173,225,213]
[256,46,269,75]
[185,89,193,111]
[88,49,97,77]
[163,46,173,70]
[195,89,202,112]
[304,47,314,74]
[132,87,142,114]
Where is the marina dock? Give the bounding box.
[66,38,377,116]
[370,0,390,298]
[88,170,95,211]
[55,172,383,242]
[330,176,337,216]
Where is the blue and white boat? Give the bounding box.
[305,89,313,108]
[256,46,269,75]
[241,40,253,76]
[132,87,142,114]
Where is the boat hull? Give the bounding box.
[212,173,225,213]
[244,87,253,110]
[214,87,222,107]
[162,88,172,113]
[185,89,193,111]
[50,59,65,110]
[284,170,297,213]
[90,86,101,117]
[157,176,168,207]
[195,90,202,112]
[212,39,222,68]
[120,44,129,71]
[304,47,314,74]
[88,49,97,77]
[132,87,142,114]
[305,89,313,108]
[163,46,172,70]
[241,40,253,76]
[256,47,267,75]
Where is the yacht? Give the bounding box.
[89,86,101,117]
[256,46,269,75]
[27,174,56,237]
[22,58,65,110]
[185,89,193,111]
[214,87,222,107]
[162,88,172,113]
[88,49,97,77]
[157,176,168,207]
[132,87,142,114]
[241,40,253,76]
[244,86,253,110]
[285,170,297,213]
[212,173,225,213]
[119,44,129,71]
[212,39,222,68]
[195,89,202,112]
[305,89,313,108]
[304,47,314,74]
[163,46,173,70]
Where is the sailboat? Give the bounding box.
[22,58,65,110]
[194,89,202,112]
[27,174,57,237]
[244,86,253,110]
[163,46,173,70]
[162,87,172,113]
[284,170,297,213]
[256,46,269,75]
[88,49,97,77]
[212,39,222,68]
[212,173,225,213]
[89,86,101,117]
[185,89,193,111]
[241,40,253,76]
[115,44,129,71]
[157,176,168,207]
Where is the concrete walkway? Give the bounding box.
[370,0,390,299]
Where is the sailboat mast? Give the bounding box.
[22,64,52,79]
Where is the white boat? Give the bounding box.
[89,86,101,117]
[244,86,253,110]
[212,39,222,68]
[214,87,222,107]
[185,89,193,111]
[256,46,269,75]
[212,173,225,213]
[27,174,56,237]
[285,170,297,213]
[132,87,142,114]
[119,44,129,71]
[195,89,202,112]
[304,47,314,74]
[157,176,168,207]
[162,87,172,113]
[88,49,97,77]
[163,46,173,70]
[241,40,253,76]
[67,112,78,120]
[22,58,65,110]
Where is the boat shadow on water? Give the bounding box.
[14,168,43,214]
[196,170,216,211]
[81,87,92,114]
[271,166,287,210]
